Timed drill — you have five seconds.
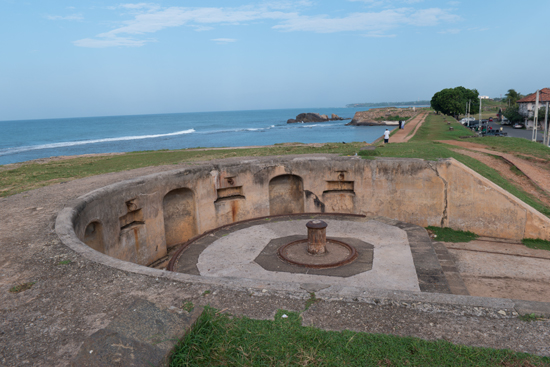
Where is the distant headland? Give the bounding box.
[346,100,430,108]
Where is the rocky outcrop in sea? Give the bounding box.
[287,113,347,124]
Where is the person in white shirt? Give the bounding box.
[383,129,390,143]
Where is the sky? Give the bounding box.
[1,0,549,121]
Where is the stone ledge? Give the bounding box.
[70,299,202,367]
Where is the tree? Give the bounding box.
[502,105,524,123]
[504,89,522,105]
[431,86,479,117]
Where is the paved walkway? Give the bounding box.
[439,140,550,193]
[390,112,428,143]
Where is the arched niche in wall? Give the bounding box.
[269,174,305,215]
[83,221,105,253]
[163,188,198,247]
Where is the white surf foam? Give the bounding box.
[0,129,195,156]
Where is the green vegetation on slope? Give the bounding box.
[170,307,550,367]
[360,114,550,217]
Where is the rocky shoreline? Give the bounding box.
[346,107,419,126]
[287,112,348,124]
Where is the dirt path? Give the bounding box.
[390,112,428,143]
[439,140,550,194]
[444,239,550,303]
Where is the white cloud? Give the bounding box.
[273,8,459,33]
[363,31,396,37]
[211,38,237,44]
[45,14,83,21]
[74,2,460,47]
[438,28,461,34]
[73,36,153,48]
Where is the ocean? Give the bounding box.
[0,107,390,166]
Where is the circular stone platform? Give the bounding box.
[278,238,357,268]
[169,214,454,293]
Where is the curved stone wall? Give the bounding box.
[59,156,550,267]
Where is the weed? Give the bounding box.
[202,290,211,296]
[9,282,35,293]
[182,301,194,312]
[426,226,478,243]
[304,292,318,310]
[519,313,542,322]
[57,259,71,265]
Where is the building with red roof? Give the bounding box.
[517,88,550,118]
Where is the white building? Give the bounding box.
[517,88,550,118]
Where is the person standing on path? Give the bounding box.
[384,129,390,144]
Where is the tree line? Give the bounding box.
[430,87,537,124]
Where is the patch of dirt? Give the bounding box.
[445,240,550,303]
[450,148,550,207]
[390,113,428,143]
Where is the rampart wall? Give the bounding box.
[61,156,550,266]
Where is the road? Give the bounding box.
[465,121,550,143]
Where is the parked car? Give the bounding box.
[488,117,493,122]
[482,129,507,137]
[513,123,525,129]
[460,117,475,125]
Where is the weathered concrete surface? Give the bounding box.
[1,156,550,367]
[70,299,202,367]
[62,156,550,269]
[196,219,420,292]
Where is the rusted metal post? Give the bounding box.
[306,220,327,254]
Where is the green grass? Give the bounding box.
[519,313,544,322]
[170,307,550,367]
[9,282,35,293]
[474,136,550,161]
[57,259,71,265]
[426,226,479,243]
[182,301,194,313]
[522,238,550,251]
[0,142,364,198]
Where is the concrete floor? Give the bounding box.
[197,219,420,291]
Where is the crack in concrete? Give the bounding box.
[428,162,448,227]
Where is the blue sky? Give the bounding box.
[1,0,549,120]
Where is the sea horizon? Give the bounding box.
[0,106,425,166]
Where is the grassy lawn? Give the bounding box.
[170,307,550,367]
[0,142,363,197]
